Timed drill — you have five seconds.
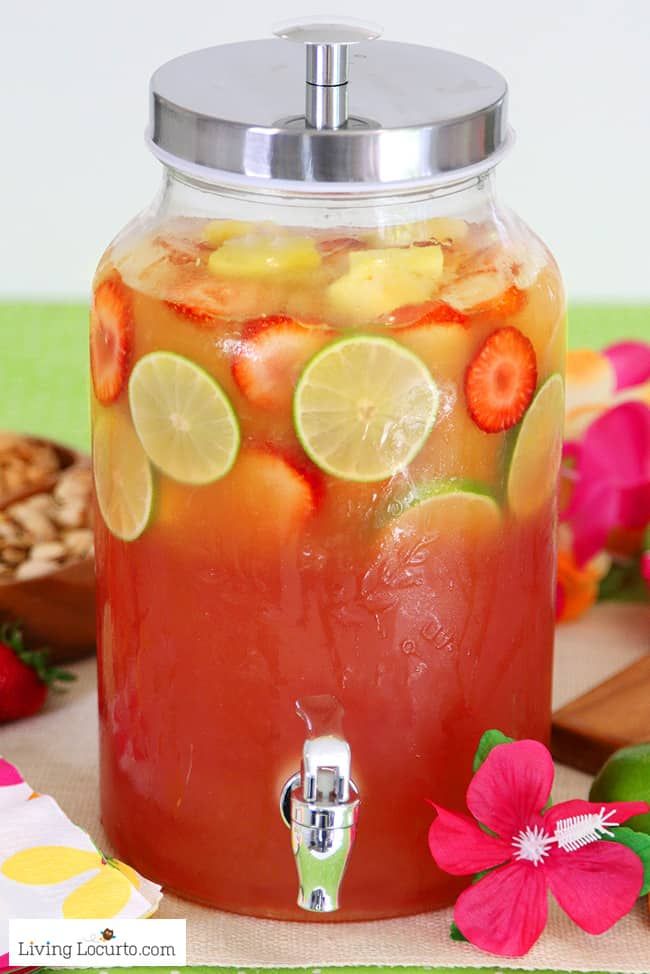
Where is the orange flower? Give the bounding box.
[556,547,608,622]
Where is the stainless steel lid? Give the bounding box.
[147,21,510,194]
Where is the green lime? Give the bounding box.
[590,744,650,834]
[389,481,501,540]
[93,409,154,541]
[507,373,564,518]
[293,335,439,482]
[128,351,240,485]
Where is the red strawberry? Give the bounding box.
[164,299,221,326]
[90,275,133,404]
[472,284,527,319]
[0,625,74,723]
[158,446,318,556]
[153,232,211,266]
[164,275,255,327]
[240,446,321,523]
[232,315,331,410]
[318,236,367,257]
[465,326,538,432]
[385,300,469,329]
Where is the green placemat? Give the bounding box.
[568,304,648,349]
[0,303,90,450]
[0,302,648,452]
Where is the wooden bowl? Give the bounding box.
[0,436,96,663]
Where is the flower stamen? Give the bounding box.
[512,825,554,866]
[553,806,619,851]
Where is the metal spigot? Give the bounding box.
[280,735,360,912]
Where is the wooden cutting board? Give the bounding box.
[551,654,650,774]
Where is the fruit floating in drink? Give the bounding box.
[93,25,566,921]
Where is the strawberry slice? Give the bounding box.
[153,232,211,266]
[472,284,527,319]
[90,274,133,404]
[240,446,321,527]
[163,276,231,327]
[158,446,318,555]
[232,315,331,410]
[465,326,538,432]
[164,298,220,326]
[318,236,367,257]
[384,299,468,329]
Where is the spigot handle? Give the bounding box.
[303,734,351,803]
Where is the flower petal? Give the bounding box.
[565,349,615,413]
[555,548,600,623]
[619,481,650,531]
[567,482,619,565]
[0,759,23,786]
[63,865,133,918]
[467,740,554,840]
[454,861,548,957]
[546,840,643,934]
[428,805,512,876]
[581,402,650,485]
[1,846,101,884]
[544,798,650,834]
[604,341,650,391]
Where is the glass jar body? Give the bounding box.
[92,170,565,920]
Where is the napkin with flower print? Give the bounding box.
[0,757,161,969]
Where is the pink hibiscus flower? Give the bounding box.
[429,740,648,957]
[562,401,650,564]
[604,341,650,391]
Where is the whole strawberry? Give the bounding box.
[0,624,74,722]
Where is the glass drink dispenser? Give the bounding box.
[91,22,565,920]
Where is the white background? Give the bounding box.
[1,0,648,300]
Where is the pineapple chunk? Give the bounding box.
[208,236,321,279]
[327,245,443,320]
[372,218,469,248]
[201,219,258,246]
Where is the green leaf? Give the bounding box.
[0,622,75,689]
[598,559,649,604]
[604,827,650,896]
[449,920,468,942]
[0,622,25,655]
[472,869,492,883]
[473,729,515,772]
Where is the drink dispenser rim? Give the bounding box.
[146,24,513,197]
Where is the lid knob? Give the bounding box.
[274,18,382,130]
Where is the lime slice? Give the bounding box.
[128,351,240,485]
[93,409,154,541]
[293,335,439,482]
[390,481,502,540]
[507,374,565,518]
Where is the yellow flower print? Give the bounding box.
[2,845,142,918]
